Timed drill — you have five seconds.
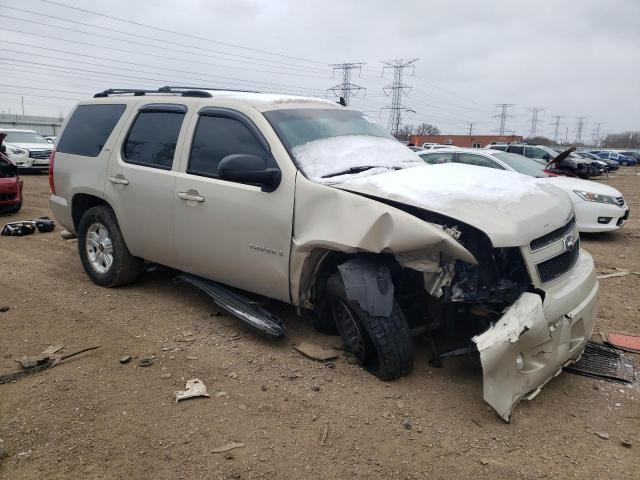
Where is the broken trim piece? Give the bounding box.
[337,257,394,317]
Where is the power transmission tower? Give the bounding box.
[493,104,515,135]
[551,115,563,144]
[591,122,603,146]
[381,58,419,135]
[528,107,544,137]
[574,116,587,144]
[327,62,366,106]
[468,122,477,135]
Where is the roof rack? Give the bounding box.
[93,86,260,98]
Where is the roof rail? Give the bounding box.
[93,87,215,98]
[160,86,260,94]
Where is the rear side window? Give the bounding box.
[419,151,454,164]
[507,145,524,155]
[188,115,269,178]
[57,104,126,157]
[123,111,185,169]
[456,153,503,169]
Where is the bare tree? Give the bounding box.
[524,136,554,146]
[414,123,440,135]
[601,131,640,148]
[394,124,416,141]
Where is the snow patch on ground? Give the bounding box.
[292,135,423,182]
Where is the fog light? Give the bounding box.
[598,217,612,224]
[516,353,524,371]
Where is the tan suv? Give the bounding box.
[50,87,599,421]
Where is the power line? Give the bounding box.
[327,63,366,106]
[493,104,515,135]
[0,6,329,74]
[36,0,328,65]
[551,115,563,144]
[527,107,544,137]
[381,58,418,135]
[574,116,587,144]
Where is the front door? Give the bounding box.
[104,103,188,265]
[173,108,294,302]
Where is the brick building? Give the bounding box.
[409,134,523,148]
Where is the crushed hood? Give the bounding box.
[336,163,574,247]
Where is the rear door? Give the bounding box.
[104,102,189,265]
[172,106,295,302]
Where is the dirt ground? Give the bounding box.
[1,170,639,480]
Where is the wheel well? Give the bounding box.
[71,194,108,231]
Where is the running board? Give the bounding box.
[175,273,285,337]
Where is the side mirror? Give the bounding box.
[218,154,281,192]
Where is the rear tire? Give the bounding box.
[326,272,414,380]
[77,205,144,287]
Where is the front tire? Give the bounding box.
[326,272,414,380]
[77,205,144,287]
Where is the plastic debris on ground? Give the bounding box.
[293,342,338,361]
[174,378,210,403]
[564,341,634,384]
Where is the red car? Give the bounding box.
[0,132,23,214]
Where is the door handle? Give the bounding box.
[177,190,205,203]
[109,174,129,185]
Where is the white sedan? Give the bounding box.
[417,148,629,233]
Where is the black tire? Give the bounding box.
[326,272,414,380]
[77,205,144,287]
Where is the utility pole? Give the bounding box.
[327,62,366,106]
[574,116,587,144]
[467,122,477,135]
[527,107,544,137]
[381,58,419,136]
[551,115,563,145]
[493,104,515,135]
[21,96,25,116]
[591,122,603,147]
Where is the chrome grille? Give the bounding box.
[529,215,576,252]
[28,150,52,160]
[536,239,580,283]
[615,196,625,207]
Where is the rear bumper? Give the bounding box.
[0,178,23,206]
[49,194,75,233]
[474,250,598,421]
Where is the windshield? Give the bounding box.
[264,108,422,182]
[3,131,50,144]
[494,152,549,177]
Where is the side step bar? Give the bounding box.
[175,273,285,337]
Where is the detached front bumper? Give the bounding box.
[473,250,598,422]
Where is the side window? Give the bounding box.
[526,147,551,160]
[123,110,185,169]
[507,145,524,155]
[419,152,454,164]
[456,153,504,169]
[188,115,269,178]
[57,104,126,157]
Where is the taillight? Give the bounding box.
[48,149,56,194]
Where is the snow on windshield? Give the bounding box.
[291,135,423,183]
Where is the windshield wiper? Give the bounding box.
[321,166,388,179]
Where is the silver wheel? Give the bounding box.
[85,222,114,274]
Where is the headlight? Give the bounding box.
[10,147,26,155]
[573,190,617,204]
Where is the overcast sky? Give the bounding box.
[0,0,638,139]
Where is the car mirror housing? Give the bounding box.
[218,154,281,192]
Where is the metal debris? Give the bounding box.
[320,424,329,446]
[0,306,9,313]
[174,378,210,403]
[564,341,634,384]
[138,358,154,367]
[293,342,338,361]
[119,356,132,364]
[595,432,610,440]
[211,442,244,454]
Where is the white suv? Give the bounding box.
[50,87,599,421]
[0,128,53,170]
